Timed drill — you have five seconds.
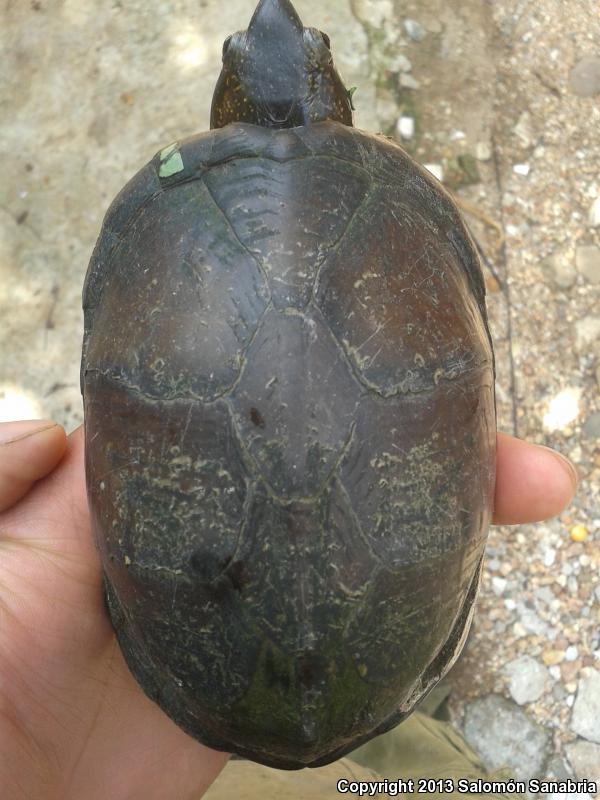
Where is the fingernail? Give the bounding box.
[538,445,579,491]
[0,421,59,446]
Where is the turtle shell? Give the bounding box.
[81,120,495,769]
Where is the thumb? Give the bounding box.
[0,420,68,512]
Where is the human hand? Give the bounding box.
[493,431,578,524]
[0,421,229,800]
[0,422,577,800]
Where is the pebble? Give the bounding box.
[396,116,415,139]
[390,53,412,73]
[566,646,579,662]
[571,668,600,743]
[499,561,512,577]
[553,683,568,703]
[543,548,557,567]
[562,561,574,576]
[504,655,548,705]
[565,740,600,782]
[546,755,574,780]
[589,197,600,227]
[376,95,400,129]
[520,606,550,637]
[550,793,595,800]
[491,576,508,596]
[476,141,492,161]
[423,163,443,181]
[513,111,534,148]
[542,251,577,290]
[575,244,600,283]
[423,18,442,34]
[569,56,600,97]
[513,163,530,176]
[463,695,551,780]
[582,412,600,440]
[575,316,600,353]
[399,73,420,90]
[543,650,565,666]
[352,0,394,28]
[570,524,589,542]
[535,585,557,608]
[403,19,426,41]
[562,659,582,684]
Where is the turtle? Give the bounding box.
[81,0,496,771]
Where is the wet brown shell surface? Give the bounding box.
[81,120,495,769]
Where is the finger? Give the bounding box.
[32,423,92,551]
[0,420,68,512]
[493,432,578,525]
[62,424,89,532]
[0,423,96,566]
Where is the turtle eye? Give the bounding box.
[320,31,331,49]
[222,35,232,58]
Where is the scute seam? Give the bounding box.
[224,398,358,504]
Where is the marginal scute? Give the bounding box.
[158,143,184,177]
[83,162,161,314]
[151,128,216,186]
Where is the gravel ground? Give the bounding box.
[1,0,599,791]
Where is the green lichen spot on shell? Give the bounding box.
[232,639,300,742]
[231,638,375,752]
[158,142,184,178]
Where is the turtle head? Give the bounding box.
[210,0,353,129]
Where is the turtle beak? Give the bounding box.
[247,0,305,38]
